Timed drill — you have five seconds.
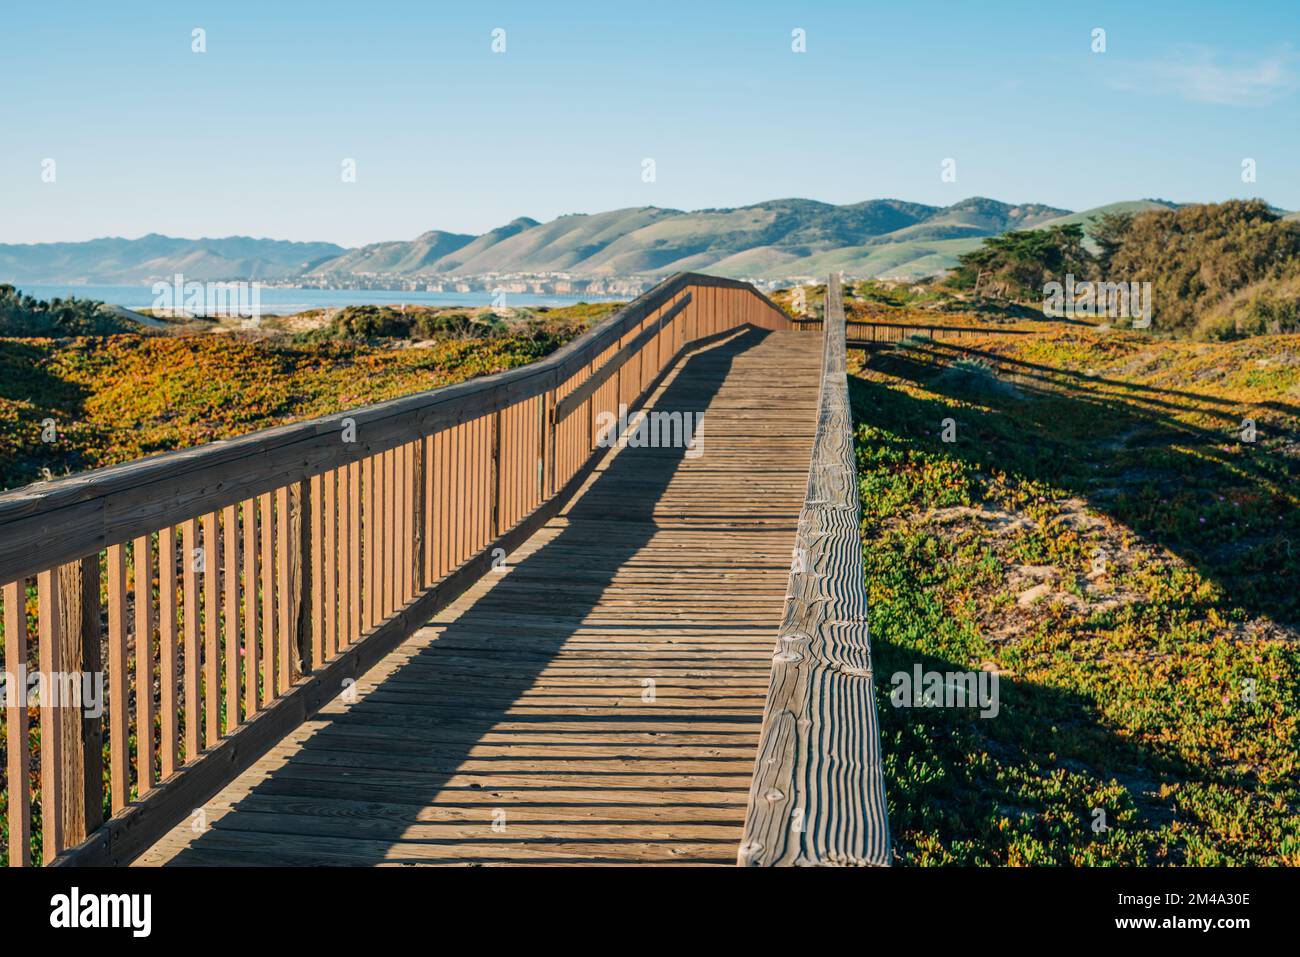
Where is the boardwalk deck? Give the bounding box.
[136,327,822,866]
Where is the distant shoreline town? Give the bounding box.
[259,272,800,298]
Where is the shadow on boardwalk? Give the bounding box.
[162,329,783,865]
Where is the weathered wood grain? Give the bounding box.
[4,581,31,866]
[739,273,891,867]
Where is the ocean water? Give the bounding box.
[12,283,614,316]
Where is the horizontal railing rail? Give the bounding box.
[790,315,1042,345]
[0,272,792,867]
[739,272,890,866]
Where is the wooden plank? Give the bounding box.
[4,580,31,866]
[309,473,325,669]
[421,436,434,587]
[276,486,292,694]
[323,470,337,660]
[489,413,501,539]
[202,511,220,747]
[381,449,394,618]
[347,461,361,646]
[158,527,178,779]
[294,479,314,678]
[56,556,102,846]
[37,568,64,863]
[258,493,275,706]
[181,519,201,761]
[739,273,890,868]
[414,439,426,592]
[134,536,155,794]
[106,544,129,812]
[401,443,413,601]
[222,504,240,734]
[241,499,259,721]
[364,455,376,632]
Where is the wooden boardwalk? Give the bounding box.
[137,328,822,866]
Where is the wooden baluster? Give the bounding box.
[158,527,178,779]
[348,461,361,645]
[258,493,275,705]
[56,556,102,847]
[275,486,292,693]
[419,438,432,588]
[292,478,313,680]
[324,470,337,660]
[310,473,325,669]
[202,512,220,747]
[36,569,63,863]
[394,446,406,604]
[241,499,259,719]
[364,455,376,631]
[222,504,240,733]
[381,449,394,617]
[336,467,349,655]
[181,519,200,761]
[4,581,31,866]
[134,536,155,794]
[106,544,129,812]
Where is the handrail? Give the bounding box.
[738,272,891,866]
[0,272,792,866]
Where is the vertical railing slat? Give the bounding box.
[4,580,31,866]
[181,519,200,761]
[36,569,64,863]
[133,535,155,794]
[324,470,337,660]
[241,499,259,720]
[348,460,361,646]
[202,512,220,747]
[158,526,178,779]
[222,504,240,734]
[106,544,129,812]
[275,487,292,695]
[258,493,275,706]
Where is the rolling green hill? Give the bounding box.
[0,235,346,284]
[11,197,1292,285]
[304,196,1068,281]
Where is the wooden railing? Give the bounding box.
[739,273,890,866]
[0,273,792,867]
[792,315,1041,347]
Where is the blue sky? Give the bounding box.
[2,0,1297,246]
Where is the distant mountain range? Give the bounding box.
[0,197,1258,286]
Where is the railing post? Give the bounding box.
[57,556,103,848]
[4,581,31,866]
[543,386,556,499]
[413,437,426,589]
[290,479,313,678]
[490,409,502,538]
[37,568,64,863]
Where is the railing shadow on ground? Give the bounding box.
[850,342,1300,630]
[161,329,773,865]
[870,638,1203,865]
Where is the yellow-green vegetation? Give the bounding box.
[853,323,1300,864]
[0,301,619,492]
